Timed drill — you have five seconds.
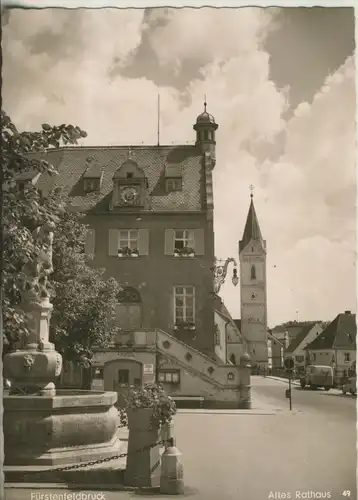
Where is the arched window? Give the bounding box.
[116,287,142,330]
[204,130,209,141]
[251,265,256,280]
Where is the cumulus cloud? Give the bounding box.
[2,7,355,326]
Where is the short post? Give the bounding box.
[283,357,295,411]
[288,373,292,411]
[239,353,252,409]
[160,437,184,495]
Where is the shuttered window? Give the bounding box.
[108,229,149,256]
[84,228,95,258]
[164,229,204,256]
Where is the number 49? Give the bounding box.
[342,491,351,497]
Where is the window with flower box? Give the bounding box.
[174,230,195,257]
[108,229,149,257]
[158,370,180,384]
[174,286,195,330]
[164,229,204,257]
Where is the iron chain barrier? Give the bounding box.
[15,439,166,479]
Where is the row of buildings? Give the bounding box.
[267,312,356,382]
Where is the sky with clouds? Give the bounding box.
[2,7,356,327]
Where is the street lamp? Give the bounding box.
[212,257,239,294]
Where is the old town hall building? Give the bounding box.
[27,105,266,406]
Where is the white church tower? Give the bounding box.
[239,190,268,367]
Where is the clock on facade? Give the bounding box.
[120,186,139,204]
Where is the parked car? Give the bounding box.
[299,365,334,390]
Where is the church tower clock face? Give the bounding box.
[120,186,139,204]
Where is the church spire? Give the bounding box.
[239,187,264,252]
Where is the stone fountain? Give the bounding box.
[3,221,121,468]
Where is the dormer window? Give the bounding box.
[84,178,100,193]
[166,178,182,192]
[126,172,133,179]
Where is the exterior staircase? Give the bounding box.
[155,329,246,407]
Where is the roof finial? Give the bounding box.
[128,147,132,160]
[249,184,254,199]
[204,94,207,112]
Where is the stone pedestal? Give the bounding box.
[4,390,121,466]
[125,408,161,487]
[4,297,62,396]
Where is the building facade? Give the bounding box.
[28,105,251,407]
[284,322,324,371]
[239,194,268,367]
[305,311,356,383]
[267,332,284,370]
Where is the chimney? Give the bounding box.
[344,310,351,315]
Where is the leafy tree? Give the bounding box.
[2,111,121,367]
[50,206,122,366]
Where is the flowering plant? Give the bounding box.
[118,247,139,257]
[174,321,196,331]
[123,383,176,429]
[174,246,195,257]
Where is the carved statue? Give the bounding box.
[21,220,55,301]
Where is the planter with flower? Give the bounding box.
[118,247,139,258]
[123,383,177,487]
[174,246,195,258]
[173,321,196,331]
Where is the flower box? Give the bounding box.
[118,247,139,258]
[174,247,195,258]
[174,322,196,331]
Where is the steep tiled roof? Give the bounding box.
[305,313,356,350]
[267,332,284,346]
[285,324,316,354]
[28,144,204,213]
[234,319,241,332]
[239,196,264,251]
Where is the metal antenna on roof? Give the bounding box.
[157,93,160,147]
